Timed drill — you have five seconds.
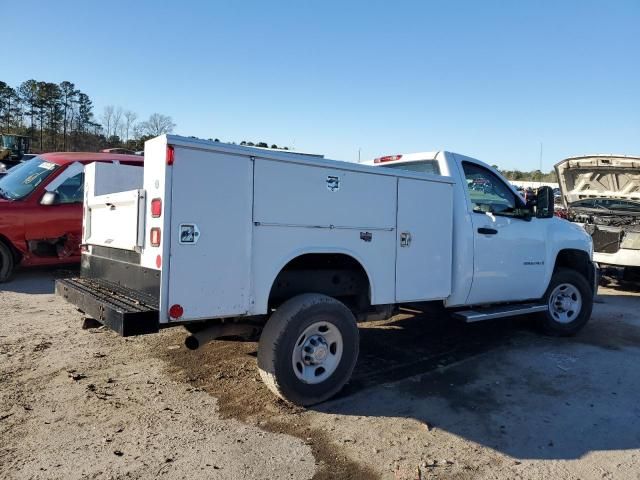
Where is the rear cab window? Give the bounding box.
[380,160,441,176]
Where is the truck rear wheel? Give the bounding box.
[538,268,593,336]
[0,241,14,283]
[257,293,359,406]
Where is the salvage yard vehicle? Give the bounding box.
[56,136,597,406]
[556,154,640,271]
[0,152,143,282]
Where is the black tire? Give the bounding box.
[0,241,14,283]
[257,293,359,406]
[538,268,593,336]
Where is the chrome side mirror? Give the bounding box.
[40,191,60,206]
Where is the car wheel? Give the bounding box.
[0,241,14,283]
[538,268,593,336]
[257,293,359,406]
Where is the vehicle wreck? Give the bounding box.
[556,154,640,267]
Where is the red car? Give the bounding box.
[0,152,143,281]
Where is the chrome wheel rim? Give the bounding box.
[292,321,343,384]
[548,283,582,324]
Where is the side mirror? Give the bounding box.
[535,186,554,218]
[40,191,60,206]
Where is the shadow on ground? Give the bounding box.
[0,267,78,295]
[316,291,640,460]
[161,287,640,465]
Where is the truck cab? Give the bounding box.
[366,151,595,308]
[56,136,596,406]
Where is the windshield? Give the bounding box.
[570,198,640,213]
[2,136,16,149]
[0,157,59,200]
[380,160,441,175]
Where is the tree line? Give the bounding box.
[497,167,558,183]
[0,79,176,153]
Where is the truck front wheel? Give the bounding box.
[538,268,593,336]
[257,293,359,406]
[0,241,14,283]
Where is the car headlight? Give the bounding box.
[621,231,640,250]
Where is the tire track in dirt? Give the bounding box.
[153,311,521,479]
[155,336,376,479]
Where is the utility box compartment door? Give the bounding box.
[395,178,453,302]
[167,148,253,320]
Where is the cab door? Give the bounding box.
[461,161,547,305]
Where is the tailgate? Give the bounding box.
[83,162,145,251]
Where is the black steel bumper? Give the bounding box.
[56,277,159,337]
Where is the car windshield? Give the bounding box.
[570,198,640,212]
[0,157,59,200]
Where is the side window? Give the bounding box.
[462,162,521,215]
[54,172,85,204]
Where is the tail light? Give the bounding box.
[374,155,403,164]
[169,304,184,319]
[151,198,162,218]
[166,145,175,165]
[150,227,161,247]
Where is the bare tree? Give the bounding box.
[138,113,176,137]
[123,110,138,141]
[101,105,115,138]
[112,106,123,140]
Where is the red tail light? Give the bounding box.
[151,198,162,217]
[374,154,403,164]
[150,227,161,247]
[169,304,184,319]
[166,145,175,165]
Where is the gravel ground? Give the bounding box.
[1,269,639,479]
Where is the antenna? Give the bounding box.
[539,142,543,172]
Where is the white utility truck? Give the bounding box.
[56,136,597,406]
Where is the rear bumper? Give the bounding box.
[56,277,159,336]
[57,249,161,336]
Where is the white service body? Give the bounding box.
[81,136,594,325]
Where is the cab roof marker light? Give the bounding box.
[374,155,403,164]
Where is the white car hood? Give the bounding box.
[555,154,640,206]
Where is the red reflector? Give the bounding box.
[156,254,162,268]
[374,154,403,164]
[166,145,175,165]
[169,304,184,319]
[150,227,161,247]
[151,198,162,217]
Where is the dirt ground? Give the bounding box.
[1,269,639,480]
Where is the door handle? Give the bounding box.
[477,227,498,235]
[400,231,412,247]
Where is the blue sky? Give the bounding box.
[5,0,639,170]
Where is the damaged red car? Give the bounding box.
[0,152,143,281]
